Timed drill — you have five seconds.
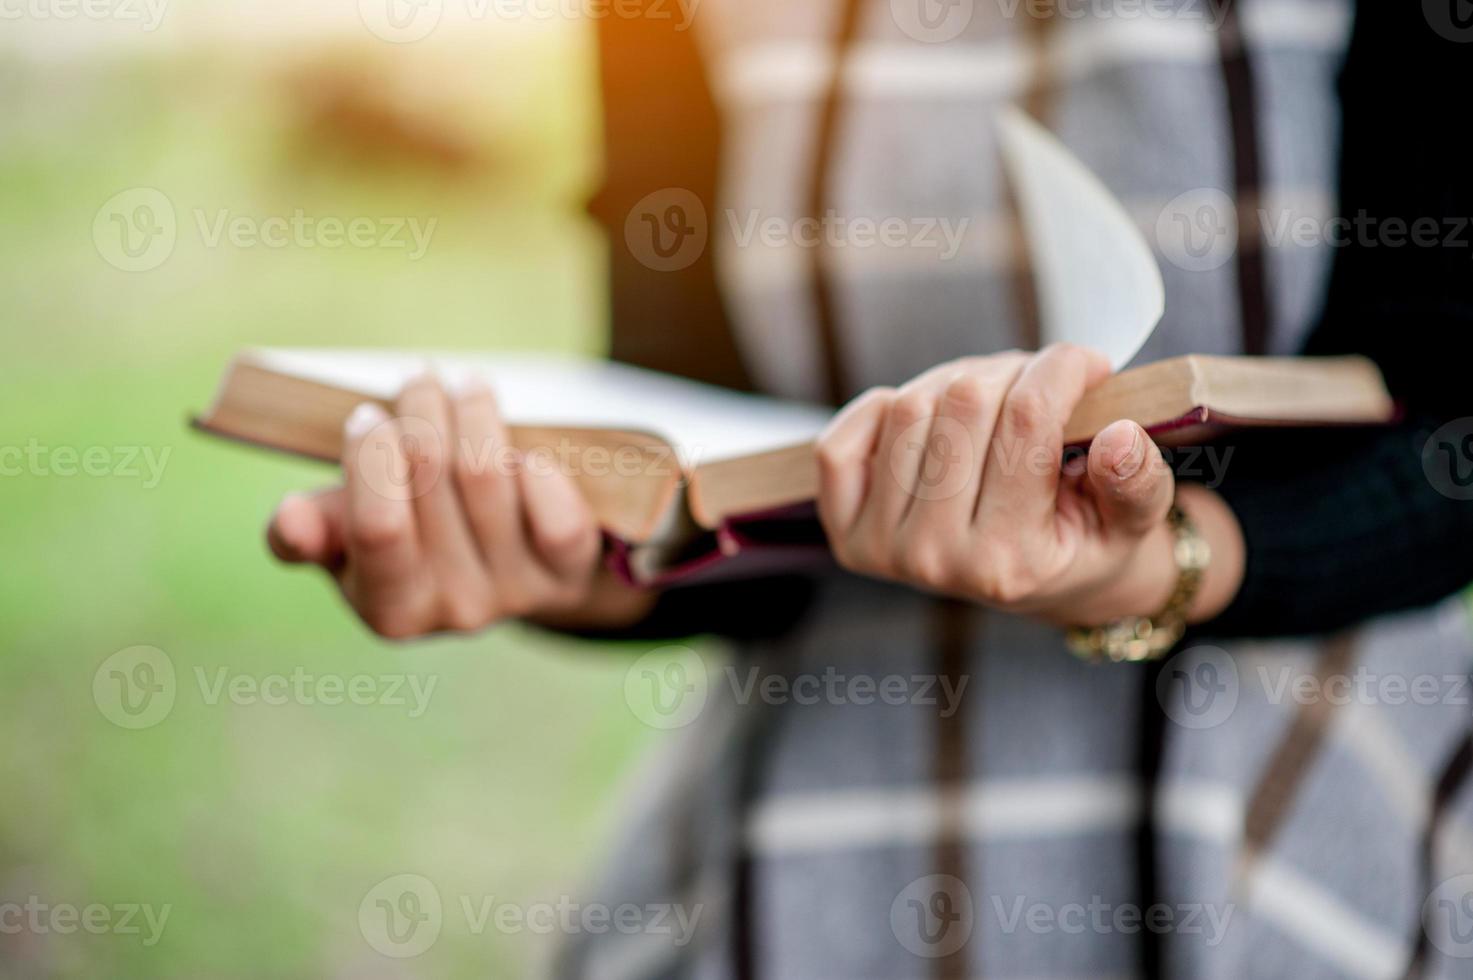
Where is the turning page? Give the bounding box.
[996,106,1166,371]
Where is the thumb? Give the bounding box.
[267,488,347,567]
[1086,420,1174,536]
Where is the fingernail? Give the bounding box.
[1112,427,1145,478]
[345,402,388,439]
[406,367,443,390]
[454,374,494,397]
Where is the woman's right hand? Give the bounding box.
[266,374,648,639]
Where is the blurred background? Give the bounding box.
[1,3,669,976]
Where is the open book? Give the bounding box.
[194,112,1395,586]
[196,350,1391,585]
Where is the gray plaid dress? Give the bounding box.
[556,1,1473,977]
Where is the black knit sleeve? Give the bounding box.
[569,575,819,643]
[1199,2,1473,638]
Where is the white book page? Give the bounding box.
[996,107,1165,371]
[250,348,833,466]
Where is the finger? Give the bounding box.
[868,358,1007,527]
[395,373,486,580]
[267,488,346,567]
[977,344,1111,530]
[448,380,537,583]
[814,387,893,539]
[859,370,953,534]
[342,402,425,617]
[518,451,601,581]
[906,354,1028,533]
[1086,419,1174,536]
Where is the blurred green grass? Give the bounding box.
[0,27,669,979]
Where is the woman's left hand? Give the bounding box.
[814,344,1193,626]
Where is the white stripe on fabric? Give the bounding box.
[1333,703,1431,829]
[713,39,1029,106]
[747,787,940,854]
[1046,16,1215,81]
[714,1,1348,105]
[1241,0,1354,50]
[719,212,1015,287]
[1248,857,1408,980]
[1155,780,1244,847]
[745,778,1252,855]
[718,186,1333,291]
[989,975,1135,980]
[745,775,1141,855]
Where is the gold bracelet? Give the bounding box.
[1066,503,1211,664]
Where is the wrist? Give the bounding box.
[1066,501,1207,661]
[1174,482,1244,625]
[1060,477,1254,660]
[1072,485,1243,624]
[1062,518,1178,627]
[1063,483,1246,643]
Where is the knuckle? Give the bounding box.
[1001,385,1050,436]
[941,373,992,415]
[995,564,1040,605]
[452,441,503,494]
[988,573,1035,607]
[967,545,1032,605]
[814,435,847,474]
[497,588,536,621]
[889,389,935,429]
[1040,341,1099,379]
[895,538,951,591]
[348,511,410,554]
[828,386,894,437]
[361,606,424,641]
[538,516,595,562]
[439,594,494,634]
[833,537,877,577]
